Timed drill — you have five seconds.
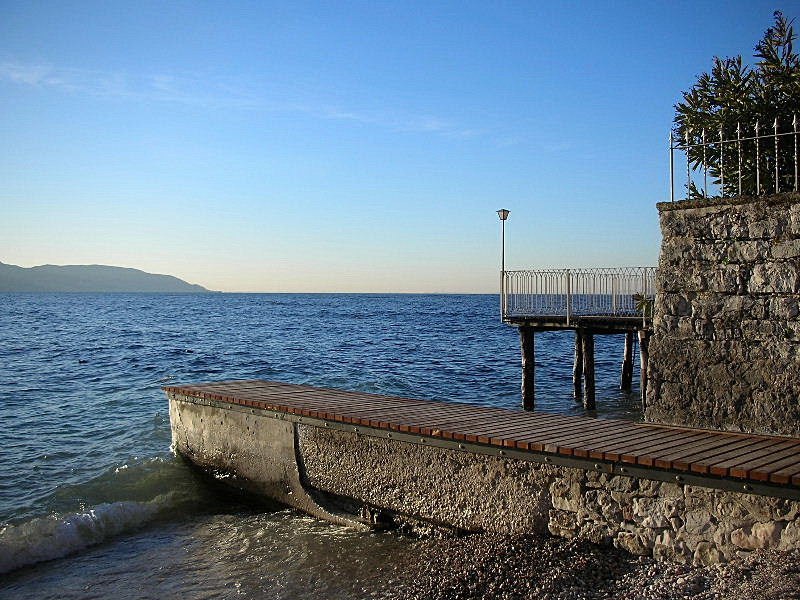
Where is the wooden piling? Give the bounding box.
[638,330,650,410]
[581,331,596,410]
[573,329,584,400]
[620,331,634,391]
[519,326,535,411]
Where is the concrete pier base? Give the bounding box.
[169,390,800,565]
[169,394,373,528]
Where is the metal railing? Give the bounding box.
[669,115,799,201]
[501,267,657,323]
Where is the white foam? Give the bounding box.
[0,494,174,574]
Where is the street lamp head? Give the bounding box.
[496,208,510,221]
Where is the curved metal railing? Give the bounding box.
[501,267,657,321]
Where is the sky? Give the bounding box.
[0,1,789,292]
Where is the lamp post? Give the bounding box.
[497,209,510,319]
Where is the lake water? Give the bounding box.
[0,293,641,599]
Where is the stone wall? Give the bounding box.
[645,193,800,435]
[300,426,800,565]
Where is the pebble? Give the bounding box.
[377,533,800,600]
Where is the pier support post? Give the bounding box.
[581,332,596,410]
[638,330,650,410]
[519,326,535,411]
[573,330,584,400]
[620,331,634,391]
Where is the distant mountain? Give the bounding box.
[0,262,213,293]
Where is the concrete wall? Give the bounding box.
[300,425,800,565]
[169,393,800,565]
[645,193,800,436]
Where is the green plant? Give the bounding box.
[674,11,800,198]
[632,294,654,318]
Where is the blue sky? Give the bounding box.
[0,1,787,292]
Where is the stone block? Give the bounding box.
[634,497,682,528]
[661,293,692,317]
[769,296,800,320]
[653,529,690,562]
[750,262,799,294]
[779,519,800,549]
[548,509,576,534]
[748,215,787,239]
[772,239,800,259]
[636,479,662,497]
[659,482,685,499]
[683,509,714,537]
[693,541,724,565]
[615,532,651,556]
[550,479,583,512]
[577,522,613,545]
[622,504,634,522]
[730,240,767,263]
[791,203,800,235]
[706,265,740,293]
[730,521,784,550]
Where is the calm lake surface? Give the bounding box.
[0,293,641,599]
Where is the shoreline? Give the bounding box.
[380,532,800,600]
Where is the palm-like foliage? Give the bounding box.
[674,12,800,198]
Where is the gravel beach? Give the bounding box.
[380,533,800,600]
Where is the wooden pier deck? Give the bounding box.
[165,379,800,498]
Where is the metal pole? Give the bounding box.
[719,128,725,197]
[775,117,780,194]
[500,218,505,320]
[612,275,617,314]
[702,128,707,198]
[795,114,798,193]
[566,269,572,327]
[737,122,742,197]
[642,270,647,329]
[756,120,761,194]
[669,131,674,202]
[685,129,691,194]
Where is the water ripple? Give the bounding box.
[0,292,642,527]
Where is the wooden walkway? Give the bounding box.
[164,379,800,488]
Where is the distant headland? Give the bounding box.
[0,262,213,293]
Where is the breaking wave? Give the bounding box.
[0,455,221,574]
[0,494,174,573]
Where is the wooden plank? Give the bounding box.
[565,424,658,457]
[654,435,749,470]
[730,445,800,481]
[569,426,682,460]
[481,417,628,447]
[497,416,636,451]
[534,421,646,454]
[599,429,700,462]
[622,431,712,466]
[689,438,787,474]
[712,441,800,478]
[469,414,629,446]
[390,409,504,432]
[479,412,631,439]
